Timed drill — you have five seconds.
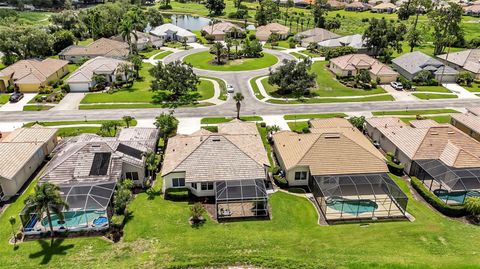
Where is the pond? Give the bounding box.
[168,14,212,31]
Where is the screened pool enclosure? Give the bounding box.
[21,182,115,234]
[215,179,269,219]
[309,173,408,222]
[411,160,480,204]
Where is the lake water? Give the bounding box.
[169,14,212,31]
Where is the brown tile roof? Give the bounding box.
[366,117,407,129]
[201,22,243,36]
[310,117,353,129]
[409,119,440,128]
[0,58,68,84]
[256,23,290,39]
[273,118,387,176]
[452,113,480,135]
[467,107,480,116]
[297,28,340,43]
[330,54,398,76]
[161,121,269,181]
[60,38,129,58]
[437,49,480,74]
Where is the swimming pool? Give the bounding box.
[434,189,480,204]
[326,198,378,215]
[41,211,105,228]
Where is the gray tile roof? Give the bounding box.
[392,51,458,76]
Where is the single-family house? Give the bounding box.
[59,38,130,64]
[329,54,399,83]
[294,0,315,6]
[150,23,196,43]
[317,34,367,52]
[20,127,159,234]
[327,0,347,10]
[451,113,480,142]
[365,117,480,204]
[66,57,132,92]
[392,51,459,83]
[202,22,244,40]
[464,4,480,16]
[161,120,270,219]
[272,118,408,222]
[110,30,163,50]
[255,23,290,41]
[437,49,480,79]
[0,127,58,201]
[0,58,69,93]
[467,107,480,116]
[295,28,340,47]
[372,2,397,13]
[345,1,371,11]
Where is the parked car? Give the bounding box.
[9,92,24,103]
[227,85,234,93]
[390,81,403,90]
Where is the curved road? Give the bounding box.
[1,48,480,122]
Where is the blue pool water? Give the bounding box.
[41,211,104,228]
[93,216,109,226]
[326,198,378,215]
[434,190,480,204]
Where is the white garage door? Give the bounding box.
[69,83,89,92]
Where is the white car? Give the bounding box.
[227,85,234,93]
[390,81,403,90]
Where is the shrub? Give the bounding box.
[61,83,70,93]
[398,76,412,89]
[248,33,256,40]
[302,127,310,133]
[165,187,190,201]
[457,71,474,86]
[260,122,266,127]
[410,177,467,217]
[271,166,281,175]
[110,214,125,229]
[205,34,215,44]
[386,152,404,175]
[190,202,205,224]
[274,174,288,189]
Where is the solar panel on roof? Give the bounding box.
[89,153,111,176]
[117,143,143,159]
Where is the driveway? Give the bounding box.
[52,93,86,111]
[0,93,36,111]
[177,117,201,134]
[443,83,478,99]
[381,85,419,101]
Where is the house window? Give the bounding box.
[0,184,4,199]
[201,182,214,191]
[191,183,197,190]
[125,172,139,181]
[347,71,353,76]
[294,171,308,180]
[172,178,185,187]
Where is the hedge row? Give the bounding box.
[410,177,467,217]
[165,188,190,201]
[274,175,289,189]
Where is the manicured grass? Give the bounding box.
[257,123,274,167]
[400,115,453,124]
[372,109,459,116]
[287,121,309,132]
[250,75,267,100]
[17,11,52,25]
[23,119,137,128]
[0,94,9,104]
[183,51,278,71]
[415,86,452,93]
[0,62,5,70]
[284,113,348,120]
[267,94,394,104]
[201,76,228,101]
[298,49,322,58]
[154,51,173,60]
[463,83,480,92]
[140,49,163,59]
[79,102,214,110]
[77,38,93,46]
[197,79,215,101]
[289,52,306,59]
[22,105,54,111]
[57,126,103,137]
[201,116,263,124]
[412,93,458,100]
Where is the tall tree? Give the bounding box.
[233,92,244,119]
[154,112,179,143]
[24,183,69,245]
[122,115,135,128]
[428,2,464,55]
[144,151,160,181]
[408,0,432,52]
[268,58,316,97]
[149,61,200,106]
[145,7,164,28]
[312,0,328,28]
[205,0,226,16]
[210,42,225,64]
[363,18,406,60]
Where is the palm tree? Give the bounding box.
[144,151,160,182]
[122,115,135,128]
[119,19,137,54]
[225,37,233,60]
[233,39,240,59]
[181,37,188,50]
[117,63,132,82]
[306,17,311,30]
[233,92,244,119]
[210,42,225,64]
[24,183,69,245]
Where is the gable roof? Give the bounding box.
[66,56,130,83]
[373,2,397,9]
[273,118,387,176]
[297,28,340,43]
[0,58,68,84]
[452,113,480,135]
[392,51,458,75]
[60,38,129,58]
[366,117,407,129]
[437,49,480,74]
[150,23,196,38]
[331,54,398,75]
[201,22,243,35]
[161,121,269,181]
[256,23,290,38]
[318,34,366,49]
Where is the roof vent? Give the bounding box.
[447,131,454,134]
[430,132,439,135]
[212,137,221,142]
[324,133,341,139]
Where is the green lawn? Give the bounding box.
[250,76,267,100]
[23,119,137,128]
[77,38,93,46]
[201,116,263,124]
[372,109,459,116]
[22,105,54,111]
[400,115,452,124]
[284,113,348,120]
[183,51,278,71]
[17,11,52,25]
[463,83,480,92]
[79,102,214,110]
[289,52,306,59]
[412,93,458,100]
[201,76,228,101]
[140,49,163,59]
[267,94,394,104]
[415,86,452,93]
[154,51,173,60]
[287,121,309,132]
[0,94,9,104]
[298,50,322,58]
[197,79,215,101]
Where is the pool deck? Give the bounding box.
[24,212,109,234]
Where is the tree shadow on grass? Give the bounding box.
[28,239,74,265]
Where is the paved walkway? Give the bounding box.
[199,77,224,105]
[262,115,290,130]
[0,93,36,111]
[136,119,156,128]
[0,121,26,132]
[281,47,325,61]
[143,47,182,65]
[52,93,86,111]
[443,83,479,99]
[177,117,201,134]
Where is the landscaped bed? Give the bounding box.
[412,93,458,100]
[183,51,278,71]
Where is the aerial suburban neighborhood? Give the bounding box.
[0,0,480,268]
